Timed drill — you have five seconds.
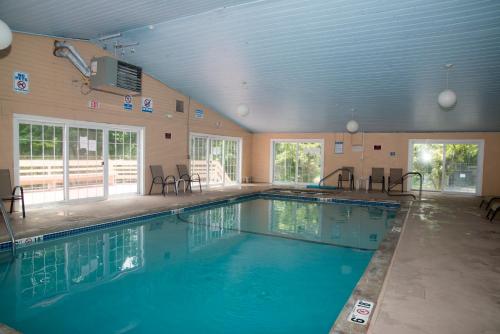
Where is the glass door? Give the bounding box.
[108,130,139,195]
[410,143,444,191]
[68,127,104,200]
[190,136,208,185]
[18,122,64,204]
[272,140,323,184]
[223,139,239,185]
[409,141,483,194]
[208,139,224,186]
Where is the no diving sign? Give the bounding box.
[348,299,375,326]
[141,97,153,113]
[13,71,30,94]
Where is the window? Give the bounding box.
[271,140,323,184]
[190,133,241,187]
[409,140,484,194]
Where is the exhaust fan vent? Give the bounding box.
[90,56,142,96]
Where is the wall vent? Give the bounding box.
[176,100,184,112]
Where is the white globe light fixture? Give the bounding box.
[438,64,457,109]
[0,19,13,50]
[237,104,249,117]
[346,120,359,133]
[438,89,457,109]
[346,108,360,133]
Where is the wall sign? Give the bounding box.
[142,97,153,113]
[88,100,100,109]
[123,95,133,111]
[390,151,396,157]
[348,299,375,326]
[374,145,382,150]
[195,109,204,119]
[13,71,30,94]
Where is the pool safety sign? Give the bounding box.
[195,109,204,119]
[13,71,30,94]
[124,95,133,111]
[348,299,375,326]
[141,97,153,113]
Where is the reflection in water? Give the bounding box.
[18,227,144,304]
[179,198,395,251]
[185,204,241,252]
[267,199,393,250]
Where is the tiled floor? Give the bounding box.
[1,186,499,334]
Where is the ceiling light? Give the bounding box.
[346,108,359,133]
[237,104,249,117]
[0,19,13,50]
[438,64,457,109]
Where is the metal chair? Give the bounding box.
[177,164,202,193]
[149,165,178,196]
[0,169,25,218]
[388,168,404,192]
[337,166,354,190]
[369,168,385,191]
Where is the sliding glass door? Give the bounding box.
[409,140,483,194]
[68,127,104,200]
[272,140,323,185]
[190,134,241,187]
[18,122,64,204]
[15,115,143,205]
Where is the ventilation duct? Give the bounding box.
[53,40,91,77]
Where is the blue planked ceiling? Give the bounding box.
[2,0,500,132]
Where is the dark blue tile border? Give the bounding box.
[0,191,400,251]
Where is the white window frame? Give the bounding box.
[189,132,243,188]
[269,139,324,185]
[407,139,484,195]
[13,114,145,205]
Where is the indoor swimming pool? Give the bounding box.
[0,196,397,333]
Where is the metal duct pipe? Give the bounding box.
[53,40,91,77]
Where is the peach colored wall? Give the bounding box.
[251,132,500,195]
[0,33,252,193]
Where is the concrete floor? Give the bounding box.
[369,193,500,334]
[1,186,499,333]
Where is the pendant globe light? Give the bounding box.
[438,64,457,109]
[346,108,359,133]
[0,19,13,50]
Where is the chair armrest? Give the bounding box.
[179,173,191,181]
[165,175,177,183]
[12,186,24,196]
[152,176,164,184]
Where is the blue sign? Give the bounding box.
[195,109,204,119]
[123,95,133,111]
[13,71,30,94]
[141,97,153,113]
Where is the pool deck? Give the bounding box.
[1,186,499,333]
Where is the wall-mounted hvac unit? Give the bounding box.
[90,57,142,96]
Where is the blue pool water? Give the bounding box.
[0,198,396,333]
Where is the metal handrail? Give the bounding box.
[318,168,353,188]
[0,202,16,255]
[387,172,423,200]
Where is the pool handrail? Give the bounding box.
[386,172,423,200]
[318,168,353,190]
[1,201,15,255]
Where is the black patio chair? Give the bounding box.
[0,169,25,218]
[337,166,354,190]
[369,167,385,192]
[177,164,202,193]
[149,165,178,196]
[388,168,404,192]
